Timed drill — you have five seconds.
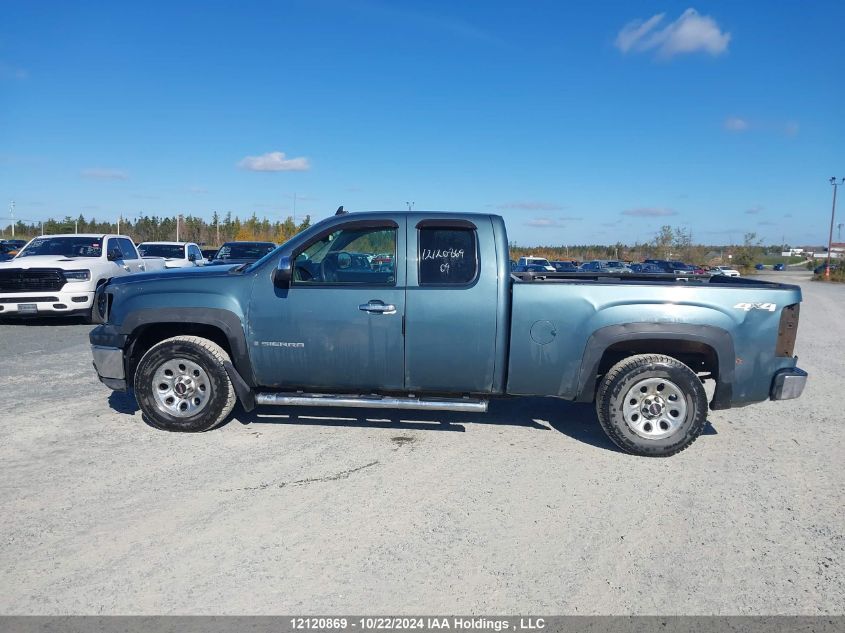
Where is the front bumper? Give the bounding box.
[92,345,127,391]
[770,367,808,401]
[0,290,94,315]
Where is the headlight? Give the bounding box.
[65,269,91,281]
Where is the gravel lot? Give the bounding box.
[1,270,842,615]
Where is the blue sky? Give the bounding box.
[1,0,844,246]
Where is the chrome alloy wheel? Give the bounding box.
[622,377,688,440]
[151,358,211,418]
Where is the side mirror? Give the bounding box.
[273,255,292,288]
[107,249,122,261]
[188,253,197,262]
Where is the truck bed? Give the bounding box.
[506,271,802,406]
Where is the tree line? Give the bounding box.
[2,212,313,247]
[3,215,786,267]
[510,226,782,267]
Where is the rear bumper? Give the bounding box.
[92,345,127,391]
[770,367,808,401]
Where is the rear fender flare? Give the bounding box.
[575,323,735,408]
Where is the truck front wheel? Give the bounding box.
[595,354,708,457]
[133,335,236,432]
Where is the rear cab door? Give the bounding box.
[403,215,505,394]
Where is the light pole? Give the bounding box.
[826,177,844,278]
[406,201,414,211]
[9,201,14,237]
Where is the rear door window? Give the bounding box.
[418,227,478,285]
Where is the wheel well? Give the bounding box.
[126,323,233,383]
[596,339,719,380]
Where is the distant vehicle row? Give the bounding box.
[512,256,740,277]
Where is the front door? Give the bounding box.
[248,219,406,392]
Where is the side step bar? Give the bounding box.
[254,393,489,413]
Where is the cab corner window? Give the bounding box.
[293,225,396,286]
[419,227,478,285]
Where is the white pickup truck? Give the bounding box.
[0,234,166,321]
[137,241,205,268]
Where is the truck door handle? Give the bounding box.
[358,300,397,315]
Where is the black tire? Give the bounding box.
[133,335,236,432]
[595,353,708,457]
[80,303,98,325]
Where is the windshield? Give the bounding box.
[138,244,184,258]
[18,237,103,258]
[215,242,276,260]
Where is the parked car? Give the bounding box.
[0,234,166,320]
[0,243,18,262]
[755,263,766,270]
[138,242,206,268]
[551,261,578,272]
[773,263,786,271]
[629,263,664,274]
[578,260,629,273]
[512,264,550,279]
[711,266,741,277]
[517,256,555,272]
[0,239,27,251]
[813,263,839,275]
[208,241,277,266]
[90,211,807,457]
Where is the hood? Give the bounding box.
[105,263,241,287]
[207,258,261,266]
[0,255,101,269]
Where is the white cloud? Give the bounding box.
[621,207,677,217]
[498,201,567,211]
[724,116,749,132]
[615,8,730,59]
[524,216,583,228]
[745,205,764,215]
[238,151,310,172]
[81,168,128,180]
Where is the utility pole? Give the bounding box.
[75,219,78,234]
[117,215,121,235]
[838,223,843,242]
[216,215,220,245]
[826,177,844,278]
[293,193,297,226]
[406,201,414,211]
[176,214,182,241]
[9,201,14,237]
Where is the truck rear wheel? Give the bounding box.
[595,354,707,457]
[133,336,236,432]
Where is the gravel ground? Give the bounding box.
[0,270,842,615]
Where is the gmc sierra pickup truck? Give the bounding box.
[89,211,807,456]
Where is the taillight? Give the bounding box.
[776,303,800,357]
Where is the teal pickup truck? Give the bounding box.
[90,211,807,456]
